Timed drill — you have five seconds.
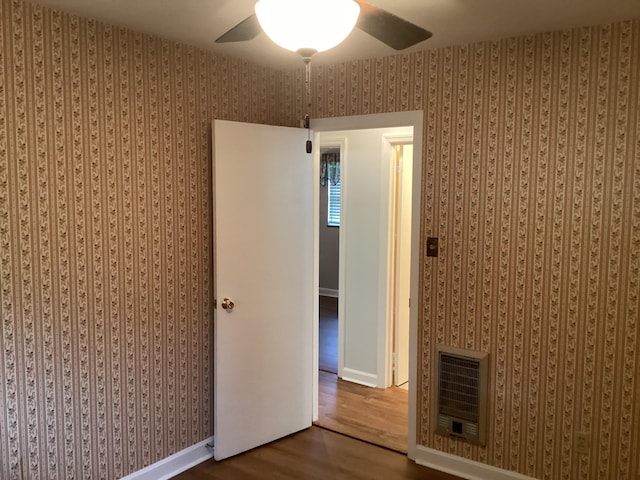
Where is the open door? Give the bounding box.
[212,120,314,460]
[393,144,412,386]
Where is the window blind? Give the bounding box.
[328,182,341,226]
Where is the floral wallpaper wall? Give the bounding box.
[2,0,639,478]
[0,0,283,478]
[280,19,640,480]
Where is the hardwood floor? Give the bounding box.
[317,295,409,453]
[319,295,338,373]
[174,427,460,480]
[317,370,409,453]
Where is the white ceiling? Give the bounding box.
[29,0,640,69]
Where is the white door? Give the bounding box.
[394,144,412,386]
[212,120,314,460]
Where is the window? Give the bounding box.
[327,181,341,227]
[321,150,341,227]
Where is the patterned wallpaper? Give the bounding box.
[0,0,283,478]
[281,19,640,480]
[1,0,639,478]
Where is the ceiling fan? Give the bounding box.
[216,0,432,154]
[215,0,433,54]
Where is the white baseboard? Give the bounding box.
[319,288,339,298]
[120,436,214,480]
[341,368,377,388]
[415,445,537,480]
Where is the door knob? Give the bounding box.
[221,297,235,312]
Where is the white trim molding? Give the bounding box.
[312,111,424,461]
[119,436,214,480]
[415,445,538,480]
[341,367,378,388]
[319,288,339,298]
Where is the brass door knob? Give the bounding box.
[221,297,235,311]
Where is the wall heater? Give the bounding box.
[435,345,488,445]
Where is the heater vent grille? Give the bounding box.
[435,346,488,445]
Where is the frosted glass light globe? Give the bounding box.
[255,0,360,54]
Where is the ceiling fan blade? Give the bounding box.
[215,14,262,43]
[354,0,432,50]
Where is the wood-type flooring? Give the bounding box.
[317,295,408,453]
[316,370,409,453]
[174,427,460,480]
[319,295,338,373]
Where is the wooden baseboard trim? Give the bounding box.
[414,445,537,480]
[341,368,377,388]
[319,288,339,298]
[119,436,214,480]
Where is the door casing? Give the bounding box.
[311,111,424,460]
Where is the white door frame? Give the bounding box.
[311,111,424,460]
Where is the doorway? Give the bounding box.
[312,113,422,456]
[318,137,412,387]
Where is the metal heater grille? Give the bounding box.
[435,346,488,445]
[439,354,480,422]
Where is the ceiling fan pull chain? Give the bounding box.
[304,58,313,153]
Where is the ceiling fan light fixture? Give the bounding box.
[255,0,360,54]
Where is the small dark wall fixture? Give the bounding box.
[426,237,438,257]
